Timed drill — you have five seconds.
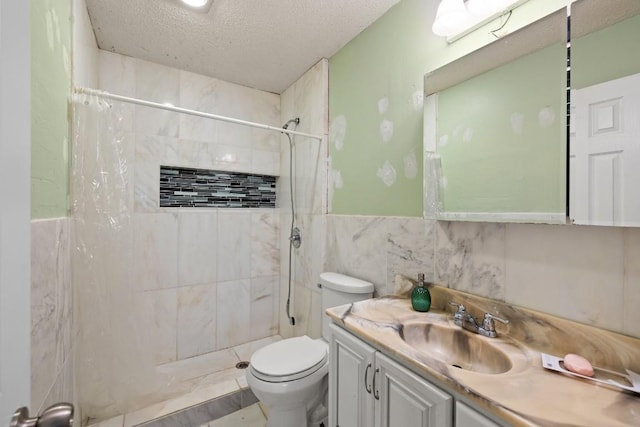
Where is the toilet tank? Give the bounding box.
[320,272,374,341]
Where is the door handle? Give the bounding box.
[11,403,74,427]
[364,363,372,394]
[372,368,380,400]
[10,407,36,427]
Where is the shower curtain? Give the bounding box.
[71,94,166,419]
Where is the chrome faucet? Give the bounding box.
[449,301,509,338]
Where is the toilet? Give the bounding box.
[246,272,374,427]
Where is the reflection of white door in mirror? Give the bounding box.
[570,73,640,226]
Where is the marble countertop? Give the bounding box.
[326,286,640,427]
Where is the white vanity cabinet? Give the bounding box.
[329,324,453,427]
[456,402,502,427]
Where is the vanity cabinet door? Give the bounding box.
[375,352,453,427]
[456,402,501,427]
[329,324,375,427]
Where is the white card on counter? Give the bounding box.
[541,353,640,395]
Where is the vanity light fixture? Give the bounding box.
[178,0,213,12]
[432,0,530,41]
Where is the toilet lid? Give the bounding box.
[250,336,328,380]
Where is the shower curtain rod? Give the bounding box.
[74,86,324,141]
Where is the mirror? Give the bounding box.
[569,0,640,226]
[424,9,568,223]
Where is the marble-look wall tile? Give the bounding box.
[277,152,293,211]
[324,216,435,296]
[178,212,217,286]
[436,221,506,300]
[117,132,136,211]
[280,59,328,138]
[134,161,160,213]
[505,224,624,332]
[278,213,293,284]
[221,85,258,138]
[40,372,63,415]
[134,135,179,213]
[623,228,640,337]
[156,348,239,382]
[98,51,135,132]
[321,215,640,341]
[179,70,220,142]
[133,213,178,291]
[172,139,211,169]
[216,121,252,150]
[177,284,217,359]
[217,211,251,282]
[171,139,254,173]
[135,59,180,137]
[217,280,250,349]
[250,212,279,278]
[250,96,280,152]
[214,80,267,147]
[294,60,329,137]
[137,289,178,365]
[278,61,328,340]
[41,347,76,415]
[249,276,279,341]
[31,218,72,413]
[251,149,280,176]
[309,289,323,339]
[179,70,280,152]
[385,218,435,288]
[99,50,136,97]
[290,285,323,340]
[209,143,252,173]
[279,58,329,217]
[324,216,388,294]
[292,214,326,290]
[278,277,295,340]
[292,285,313,339]
[295,136,327,216]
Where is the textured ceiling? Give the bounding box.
[85,0,401,94]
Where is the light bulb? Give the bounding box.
[432,0,472,36]
[466,0,513,18]
[180,0,210,8]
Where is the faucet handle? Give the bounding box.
[482,312,509,332]
[448,301,466,312]
[448,301,466,322]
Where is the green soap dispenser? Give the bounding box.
[411,273,431,312]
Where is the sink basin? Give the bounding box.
[400,322,513,375]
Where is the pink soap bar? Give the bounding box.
[563,353,595,377]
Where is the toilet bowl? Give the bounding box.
[246,272,374,427]
[247,336,329,427]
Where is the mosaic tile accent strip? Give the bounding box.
[160,166,276,208]
[136,389,258,427]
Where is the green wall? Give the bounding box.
[329,0,431,217]
[31,0,72,219]
[328,0,568,217]
[572,13,640,90]
[437,43,566,214]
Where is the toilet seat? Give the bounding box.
[250,336,328,383]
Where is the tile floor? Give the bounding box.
[201,403,266,427]
[87,336,280,427]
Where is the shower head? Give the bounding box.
[282,117,300,130]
